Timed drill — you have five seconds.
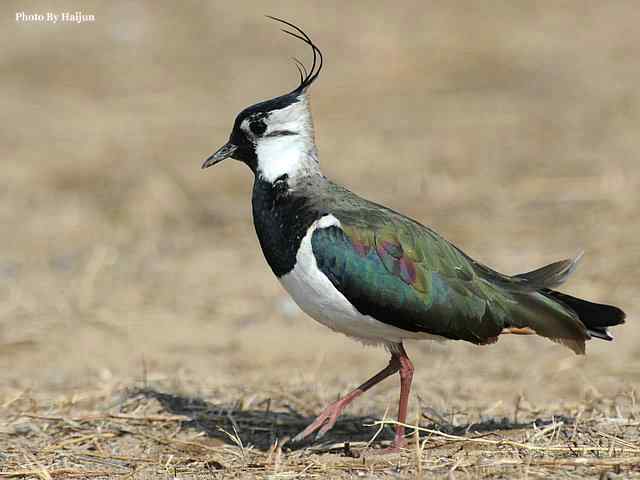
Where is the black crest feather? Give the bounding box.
[266,16,324,94]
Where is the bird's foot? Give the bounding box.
[292,399,348,443]
[367,435,407,455]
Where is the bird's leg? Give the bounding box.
[390,343,414,450]
[292,354,401,443]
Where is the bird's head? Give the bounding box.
[203,17,323,183]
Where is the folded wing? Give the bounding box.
[311,205,593,353]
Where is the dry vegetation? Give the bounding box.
[1,1,639,478]
[1,384,640,478]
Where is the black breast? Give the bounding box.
[251,175,324,277]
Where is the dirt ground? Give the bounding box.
[1,1,639,478]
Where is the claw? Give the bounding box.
[292,419,326,444]
[291,402,343,444]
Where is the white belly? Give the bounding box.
[278,215,445,347]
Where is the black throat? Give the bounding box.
[251,174,324,277]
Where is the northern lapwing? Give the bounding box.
[202,18,626,451]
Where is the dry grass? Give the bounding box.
[2,382,640,478]
[2,1,640,478]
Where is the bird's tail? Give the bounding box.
[502,253,626,354]
[541,289,626,341]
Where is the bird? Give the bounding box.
[202,17,626,452]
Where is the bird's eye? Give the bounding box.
[249,121,267,136]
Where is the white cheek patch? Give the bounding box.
[254,96,320,183]
[265,102,311,135]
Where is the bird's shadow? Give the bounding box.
[132,388,573,453]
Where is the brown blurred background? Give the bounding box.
[1,1,638,416]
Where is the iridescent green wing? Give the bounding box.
[311,204,513,344]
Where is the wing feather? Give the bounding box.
[311,216,509,343]
[305,183,591,351]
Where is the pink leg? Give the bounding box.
[293,343,415,452]
[389,344,414,450]
[292,353,401,443]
